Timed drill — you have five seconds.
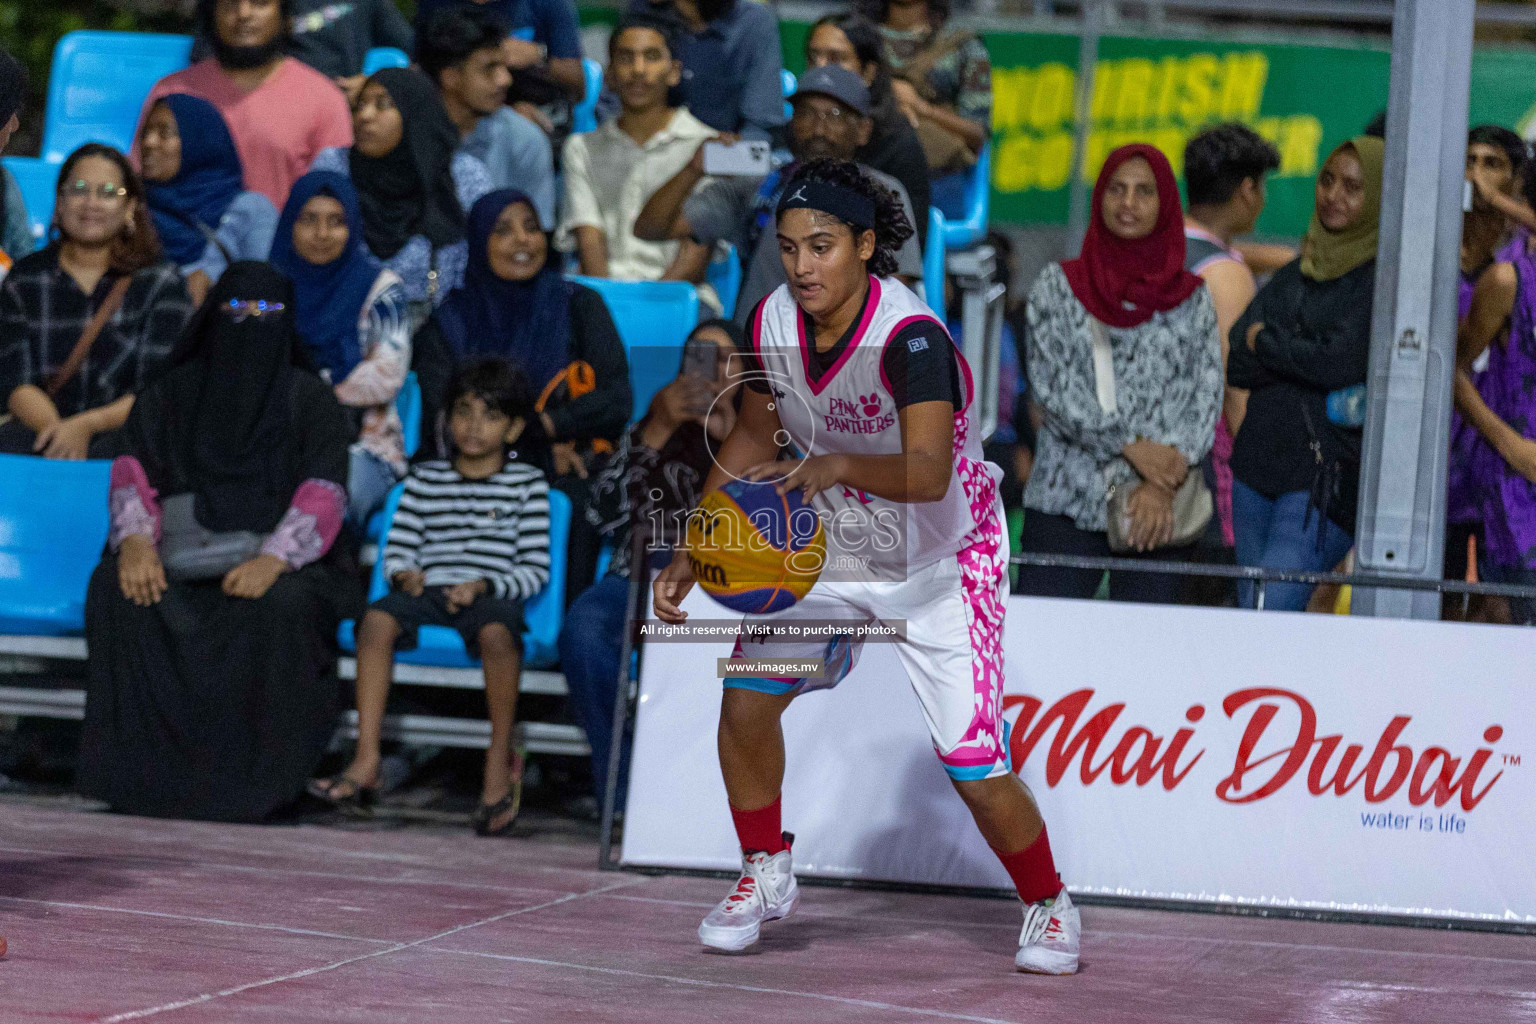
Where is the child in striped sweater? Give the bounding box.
[311,359,550,836]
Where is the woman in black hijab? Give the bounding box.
[309,66,492,313]
[79,262,356,823]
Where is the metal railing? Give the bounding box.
[1012,0,1536,27]
[1008,550,1536,610]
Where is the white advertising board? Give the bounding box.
[623,595,1534,924]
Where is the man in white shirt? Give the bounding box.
[559,15,715,297]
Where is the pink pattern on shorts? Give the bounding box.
[938,446,1010,778]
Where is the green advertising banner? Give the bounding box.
[777,22,1536,236]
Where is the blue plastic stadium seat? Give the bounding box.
[567,276,698,421]
[42,31,194,164]
[339,486,572,669]
[363,372,422,541]
[938,142,991,251]
[362,47,410,76]
[0,455,112,636]
[2,156,57,247]
[573,58,604,134]
[397,371,422,459]
[706,243,743,320]
[922,143,993,323]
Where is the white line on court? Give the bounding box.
[91,879,638,1023]
[0,894,391,944]
[0,841,587,898]
[425,946,1031,1024]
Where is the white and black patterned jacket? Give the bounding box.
[1022,262,1222,532]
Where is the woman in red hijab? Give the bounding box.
[1015,144,1224,603]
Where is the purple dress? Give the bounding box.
[1467,243,1536,570]
[1448,230,1529,526]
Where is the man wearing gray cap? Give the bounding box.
[0,48,31,262]
[634,63,923,323]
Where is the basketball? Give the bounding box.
[686,479,826,614]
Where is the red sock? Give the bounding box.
[730,796,786,854]
[995,827,1060,904]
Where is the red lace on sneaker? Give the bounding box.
[726,875,757,905]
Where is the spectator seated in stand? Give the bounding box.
[1015,145,1221,605]
[79,262,354,823]
[1451,161,1536,625]
[558,16,716,304]
[1228,137,1383,612]
[311,359,550,836]
[414,0,586,143]
[633,64,924,325]
[1182,123,1281,554]
[417,190,631,603]
[311,67,493,311]
[804,12,930,246]
[291,0,414,101]
[631,0,786,142]
[140,94,280,305]
[271,171,411,528]
[137,0,354,211]
[418,6,556,228]
[859,0,990,220]
[0,50,31,265]
[0,146,194,459]
[559,318,739,818]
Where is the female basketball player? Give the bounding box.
[653,159,1079,974]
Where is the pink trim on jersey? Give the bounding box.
[935,456,1009,775]
[796,277,883,396]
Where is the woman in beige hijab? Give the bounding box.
[1225,136,1384,611]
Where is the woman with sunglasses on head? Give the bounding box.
[0,145,193,458]
[652,159,1079,974]
[79,262,354,822]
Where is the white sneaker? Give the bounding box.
[698,837,799,952]
[1015,887,1080,975]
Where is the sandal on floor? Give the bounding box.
[472,748,525,837]
[307,773,378,814]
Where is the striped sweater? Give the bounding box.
[381,461,551,600]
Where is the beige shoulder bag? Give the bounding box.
[1087,316,1212,552]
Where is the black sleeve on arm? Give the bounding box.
[547,285,633,443]
[880,321,963,409]
[1225,266,1283,391]
[1250,266,1375,392]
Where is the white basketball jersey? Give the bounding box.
[747,277,1003,573]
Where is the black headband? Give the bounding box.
[776,179,875,233]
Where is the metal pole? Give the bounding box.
[598,527,649,870]
[1352,0,1474,619]
[1064,0,1101,256]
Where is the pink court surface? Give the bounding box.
[1,797,1532,1023]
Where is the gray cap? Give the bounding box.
[791,65,871,118]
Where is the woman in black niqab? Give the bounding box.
[79,262,358,823]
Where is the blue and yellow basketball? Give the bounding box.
[686,479,825,614]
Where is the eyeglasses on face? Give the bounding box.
[59,180,129,201]
[221,299,287,323]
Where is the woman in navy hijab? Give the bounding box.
[139,93,278,303]
[271,170,412,526]
[418,188,632,600]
